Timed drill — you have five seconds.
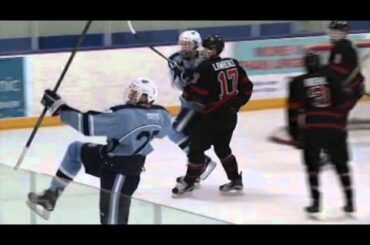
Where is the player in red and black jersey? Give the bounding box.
[327,21,365,104]
[286,21,365,148]
[172,34,254,195]
[290,52,356,215]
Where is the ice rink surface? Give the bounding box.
[1,103,369,224]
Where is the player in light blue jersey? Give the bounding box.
[27,77,171,224]
[168,30,217,186]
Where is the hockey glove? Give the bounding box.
[168,60,183,74]
[41,89,66,116]
[353,83,365,99]
[180,68,194,83]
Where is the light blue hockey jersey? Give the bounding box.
[60,104,171,156]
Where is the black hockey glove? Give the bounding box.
[41,89,66,116]
[180,68,194,83]
[353,83,365,99]
[168,60,183,74]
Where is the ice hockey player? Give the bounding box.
[327,20,365,103]
[167,30,217,187]
[27,78,171,224]
[289,52,356,215]
[172,34,254,195]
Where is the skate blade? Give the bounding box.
[219,189,244,196]
[194,183,201,189]
[200,161,217,180]
[171,191,194,198]
[171,186,195,198]
[176,180,200,189]
[26,200,51,220]
[171,192,193,198]
[306,212,323,221]
[344,212,357,220]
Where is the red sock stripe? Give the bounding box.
[221,155,239,177]
[188,164,203,169]
[185,164,203,180]
[186,175,199,180]
[221,154,235,163]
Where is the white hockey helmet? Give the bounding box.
[178,30,202,50]
[126,77,158,104]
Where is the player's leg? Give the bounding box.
[213,112,242,192]
[27,142,103,220]
[99,169,141,225]
[116,175,140,224]
[303,130,322,214]
[172,122,212,195]
[172,151,207,195]
[327,130,355,213]
[171,106,216,181]
[173,150,210,195]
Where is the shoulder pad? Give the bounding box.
[169,52,182,61]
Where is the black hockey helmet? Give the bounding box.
[304,52,321,73]
[202,34,225,56]
[328,21,349,32]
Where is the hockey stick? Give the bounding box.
[127,21,184,71]
[14,20,93,171]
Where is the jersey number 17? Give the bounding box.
[217,68,239,100]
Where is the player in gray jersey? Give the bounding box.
[168,30,217,186]
[27,77,171,224]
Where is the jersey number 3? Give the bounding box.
[217,68,239,100]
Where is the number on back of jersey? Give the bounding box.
[217,68,239,100]
[304,77,331,108]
